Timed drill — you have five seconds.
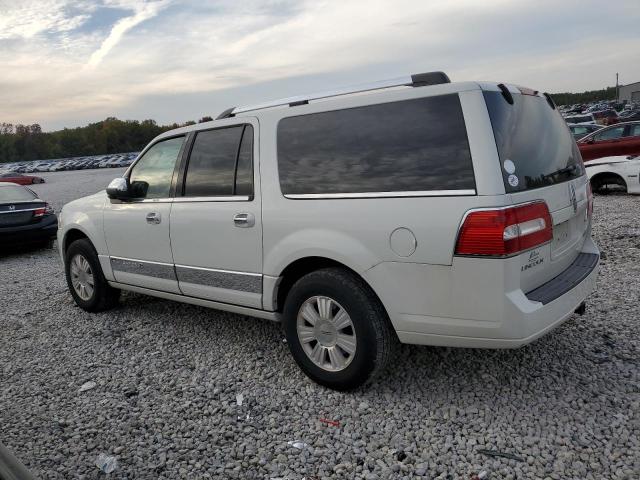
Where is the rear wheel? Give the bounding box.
[283,268,397,390]
[65,239,119,312]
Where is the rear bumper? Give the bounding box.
[364,237,599,349]
[0,215,58,246]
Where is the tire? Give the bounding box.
[283,267,398,390]
[65,238,120,312]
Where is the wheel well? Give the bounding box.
[275,257,376,313]
[63,229,89,253]
[590,172,627,191]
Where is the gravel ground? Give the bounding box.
[1,172,638,479]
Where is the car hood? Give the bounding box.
[63,190,107,210]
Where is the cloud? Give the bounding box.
[87,0,171,66]
[0,0,639,130]
[0,0,94,40]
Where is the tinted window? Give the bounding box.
[129,136,184,199]
[484,91,584,193]
[184,127,244,197]
[630,124,640,137]
[594,126,625,141]
[0,185,36,202]
[566,115,592,124]
[277,95,475,195]
[235,125,254,196]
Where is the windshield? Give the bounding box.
[0,185,37,202]
[484,91,585,193]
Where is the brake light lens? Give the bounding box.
[33,203,53,217]
[455,201,553,257]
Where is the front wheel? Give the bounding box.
[65,239,120,312]
[283,268,397,390]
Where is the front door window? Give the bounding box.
[128,136,184,199]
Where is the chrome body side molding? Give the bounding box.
[108,281,280,322]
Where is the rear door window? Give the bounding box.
[277,95,475,196]
[628,124,640,137]
[183,125,253,197]
[594,126,625,141]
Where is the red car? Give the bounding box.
[0,172,45,185]
[577,121,640,161]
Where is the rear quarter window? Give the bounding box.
[277,94,475,196]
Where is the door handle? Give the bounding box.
[233,212,255,228]
[146,212,161,224]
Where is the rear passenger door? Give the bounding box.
[170,120,263,308]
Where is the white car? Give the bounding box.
[586,155,640,194]
[58,72,599,390]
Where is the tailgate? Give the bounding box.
[509,176,590,292]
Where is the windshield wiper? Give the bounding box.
[543,164,578,179]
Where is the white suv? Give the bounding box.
[58,72,599,390]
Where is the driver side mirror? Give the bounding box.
[106,177,130,200]
[106,177,149,200]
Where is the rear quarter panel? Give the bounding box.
[254,85,509,278]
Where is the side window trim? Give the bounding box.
[232,125,247,196]
[178,123,254,201]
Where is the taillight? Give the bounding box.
[455,201,553,257]
[33,203,53,217]
[586,183,594,220]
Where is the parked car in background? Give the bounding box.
[0,172,45,185]
[578,121,640,161]
[569,124,601,140]
[586,155,640,194]
[0,182,57,248]
[565,113,596,125]
[58,73,599,390]
[592,109,619,126]
[619,110,640,122]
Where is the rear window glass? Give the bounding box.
[277,95,475,195]
[0,185,36,202]
[484,91,584,193]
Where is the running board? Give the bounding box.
[108,281,281,322]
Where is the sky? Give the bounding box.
[1,0,640,131]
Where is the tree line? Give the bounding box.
[550,86,619,106]
[0,116,214,164]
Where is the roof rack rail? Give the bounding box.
[216,71,450,118]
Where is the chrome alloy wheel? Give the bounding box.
[296,296,357,372]
[70,254,94,301]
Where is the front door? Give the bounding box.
[170,121,263,308]
[104,135,185,293]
